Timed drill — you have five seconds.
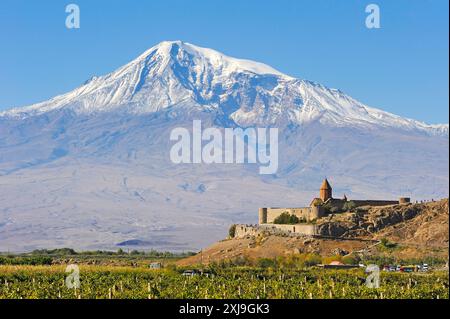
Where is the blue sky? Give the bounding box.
[0,0,448,124]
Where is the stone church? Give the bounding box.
[258,179,410,224]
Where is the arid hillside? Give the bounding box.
[315,199,449,246]
[178,199,449,266]
[373,199,448,247]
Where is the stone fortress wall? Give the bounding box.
[233,179,411,239]
[351,200,399,207]
[258,206,326,224]
[234,224,316,239]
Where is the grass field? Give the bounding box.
[0,265,448,299]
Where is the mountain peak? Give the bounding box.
[0,41,447,137]
[1,40,295,118]
[135,40,292,79]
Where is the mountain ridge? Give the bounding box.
[1,41,448,136]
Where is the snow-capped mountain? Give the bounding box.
[2,41,447,135]
[0,41,448,252]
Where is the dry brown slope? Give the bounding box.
[178,199,449,266]
[374,199,448,247]
[177,236,373,266]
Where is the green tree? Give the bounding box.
[273,212,300,224]
[228,224,237,238]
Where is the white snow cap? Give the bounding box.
[0,40,447,136]
[138,40,293,79]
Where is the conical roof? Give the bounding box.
[320,179,332,190]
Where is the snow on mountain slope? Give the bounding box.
[1,41,290,116]
[0,41,448,252]
[1,41,447,136]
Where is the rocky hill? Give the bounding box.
[373,199,448,247]
[178,199,449,266]
[316,199,449,245]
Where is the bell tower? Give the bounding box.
[320,179,332,202]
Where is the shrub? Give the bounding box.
[322,202,341,214]
[228,224,237,238]
[322,255,342,265]
[257,258,276,268]
[380,238,397,249]
[329,206,340,214]
[304,253,322,267]
[231,256,252,266]
[342,255,360,265]
[273,212,300,225]
[343,201,356,211]
[0,256,52,265]
[31,248,77,255]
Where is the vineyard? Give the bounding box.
[0,265,448,299]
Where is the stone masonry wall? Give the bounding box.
[234,223,317,238]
